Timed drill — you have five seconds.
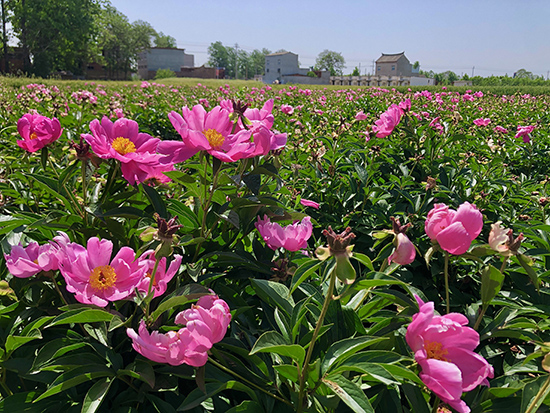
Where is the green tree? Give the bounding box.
[207,41,230,74]
[11,0,101,77]
[154,31,177,48]
[249,48,270,76]
[351,66,360,76]
[412,61,420,69]
[315,49,345,76]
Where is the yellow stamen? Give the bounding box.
[112,137,136,155]
[89,265,117,291]
[424,340,449,361]
[30,132,38,140]
[204,129,225,150]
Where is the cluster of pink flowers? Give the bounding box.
[515,125,535,143]
[82,116,174,185]
[127,294,231,367]
[158,99,286,164]
[17,113,63,153]
[425,202,483,255]
[255,215,312,252]
[407,296,494,413]
[4,233,182,307]
[473,118,491,127]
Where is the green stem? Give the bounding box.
[0,368,12,397]
[297,267,337,413]
[208,357,292,406]
[524,374,550,413]
[144,257,161,319]
[431,396,441,413]
[81,159,88,207]
[444,252,450,314]
[49,272,69,307]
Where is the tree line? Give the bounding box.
[1,0,178,78]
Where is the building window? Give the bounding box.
[278,59,280,65]
[377,66,380,71]
[392,65,395,71]
[266,69,269,73]
[277,68,280,73]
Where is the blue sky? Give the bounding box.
[110,0,550,78]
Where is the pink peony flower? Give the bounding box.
[127,294,231,367]
[473,118,491,127]
[372,104,403,138]
[406,296,494,413]
[4,242,59,278]
[82,116,166,185]
[493,125,508,134]
[281,104,294,115]
[425,202,483,255]
[17,113,62,153]
[355,110,367,120]
[255,215,312,252]
[136,251,182,298]
[127,320,212,367]
[160,104,258,164]
[58,237,145,307]
[399,98,412,111]
[389,233,416,265]
[300,198,320,209]
[515,125,535,143]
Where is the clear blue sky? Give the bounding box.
[110,0,550,78]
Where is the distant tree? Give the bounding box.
[351,66,360,76]
[412,61,420,69]
[131,20,156,53]
[207,41,230,73]
[275,49,287,53]
[11,0,101,77]
[249,48,270,76]
[154,68,175,79]
[514,68,535,80]
[315,50,345,76]
[154,32,177,48]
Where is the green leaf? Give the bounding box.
[402,383,431,413]
[142,183,168,218]
[351,252,374,271]
[5,329,42,353]
[225,401,265,413]
[177,381,259,411]
[146,394,177,413]
[47,308,116,327]
[481,264,505,307]
[517,253,539,290]
[118,360,155,388]
[150,285,210,322]
[34,365,114,402]
[250,331,305,367]
[81,378,112,413]
[273,364,299,383]
[31,339,89,373]
[290,259,323,294]
[322,336,387,375]
[322,374,374,413]
[250,279,294,316]
[522,375,550,413]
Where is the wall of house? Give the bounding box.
[330,75,433,87]
[263,53,299,84]
[282,70,330,85]
[376,56,412,77]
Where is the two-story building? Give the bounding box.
[263,51,330,85]
[375,52,414,77]
[138,47,194,79]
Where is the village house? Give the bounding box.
[138,47,194,79]
[375,52,415,77]
[263,51,330,85]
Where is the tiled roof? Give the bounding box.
[267,51,296,56]
[375,52,406,63]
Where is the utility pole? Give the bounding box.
[547,70,549,81]
[472,66,475,77]
[234,43,239,79]
[371,59,375,75]
[358,62,361,76]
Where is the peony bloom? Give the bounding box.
[255,215,312,252]
[473,118,491,127]
[406,296,494,413]
[493,125,508,134]
[387,216,416,265]
[82,116,166,185]
[127,294,231,367]
[372,104,403,138]
[136,251,182,298]
[160,104,260,164]
[300,198,320,209]
[399,98,411,112]
[58,237,145,307]
[425,202,483,255]
[4,242,59,278]
[17,113,62,153]
[389,233,416,265]
[355,110,367,121]
[488,222,524,256]
[281,104,294,115]
[515,125,535,143]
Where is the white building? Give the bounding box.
[138,47,194,79]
